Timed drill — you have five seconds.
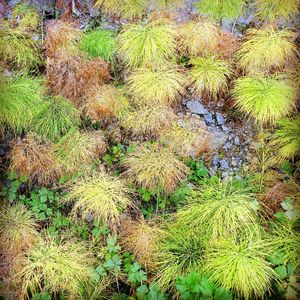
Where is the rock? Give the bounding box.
[189,116,207,130]
[204,113,214,125]
[221,125,230,132]
[215,112,225,126]
[212,155,219,167]
[27,0,55,13]
[234,136,240,145]
[223,142,233,151]
[186,100,208,115]
[231,159,238,167]
[209,127,228,150]
[219,159,229,170]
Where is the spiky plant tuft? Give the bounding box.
[12,4,40,30]
[118,21,176,68]
[176,179,261,239]
[63,171,133,228]
[196,0,246,20]
[236,27,297,74]
[55,129,106,175]
[9,134,61,186]
[79,29,117,63]
[177,19,219,57]
[271,117,300,160]
[189,56,232,99]
[0,75,43,132]
[0,204,38,256]
[123,143,188,194]
[127,65,186,105]
[205,238,276,300]
[121,103,176,136]
[254,0,300,21]
[94,0,146,20]
[31,96,80,142]
[233,75,296,124]
[154,223,207,292]
[17,235,94,298]
[86,85,129,120]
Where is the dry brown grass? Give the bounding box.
[218,31,239,60]
[9,133,61,186]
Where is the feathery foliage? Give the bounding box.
[0,76,43,131]
[254,0,300,21]
[79,29,117,63]
[155,223,207,292]
[17,235,94,298]
[128,65,186,105]
[12,4,40,30]
[86,85,129,120]
[196,0,246,20]
[31,96,80,143]
[233,76,296,124]
[236,27,297,74]
[177,19,219,57]
[9,134,61,186]
[118,21,176,68]
[151,0,184,9]
[121,103,176,136]
[94,0,146,19]
[176,180,260,239]
[204,238,276,299]
[271,117,300,160]
[64,171,132,227]
[0,204,38,256]
[189,56,232,99]
[0,21,40,70]
[123,143,188,194]
[55,129,106,174]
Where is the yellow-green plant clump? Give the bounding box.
[123,143,188,194]
[236,27,297,74]
[127,65,186,105]
[12,4,40,30]
[189,56,232,99]
[233,75,296,124]
[118,21,176,68]
[63,171,133,228]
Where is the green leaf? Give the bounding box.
[275,265,287,279]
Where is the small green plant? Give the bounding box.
[127,65,186,105]
[31,96,80,142]
[274,198,300,221]
[233,75,296,124]
[196,0,246,20]
[125,262,147,286]
[187,159,209,182]
[118,21,176,68]
[47,212,71,236]
[189,56,231,99]
[136,283,166,300]
[63,171,133,228]
[236,27,297,74]
[80,29,117,63]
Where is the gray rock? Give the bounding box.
[223,142,233,151]
[212,156,219,167]
[209,127,228,150]
[204,113,214,125]
[186,100,208,115]
[215,112,225,126]
[231,159,238,167]
[234,136,240,145]
[221,125,230,132]
[220,159,229,170]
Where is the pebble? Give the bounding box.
[219,159,229,170]
[215,112,225,126]
[186,100,209,115]
[204,113,214,125]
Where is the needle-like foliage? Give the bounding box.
[154,223,207,292]
[254,0,300,21]
[233,75,296,124]
[271,117,300,160]
[150,0,184,9]
[79,29,117,63]
[127,65,186,105]
[176,179,260,239]
[0,204,38,257]
[17,235,94,298]
[0,75,43,132]
[159,119,211,157]
[123,143,188,194]
[55,129,106,174]
[204,238,276,300]
[121,103,176,136]
[94,0,146,19]
[118,21,176,68]
[0,21,41,70]
[9,134,61,186]
[236,27,297,74]
[86,85,129,120]
[177,19,219,57]
[196,0,246,20]
[63,171,133,228]
[31,96,80,143]
[12,4,40,30]
[189,56,232,99]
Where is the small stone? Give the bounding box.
[215,112,225,126]
[231,160,238,167]
[32,34,39,41]
[186,100,209,115]
[221,171,229,178]
[223,142,233,151]
[221,125,230,132]
[212,156,219,167]
[220,159,229,170]
[204,113,214,125]
[234,136,240,145]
